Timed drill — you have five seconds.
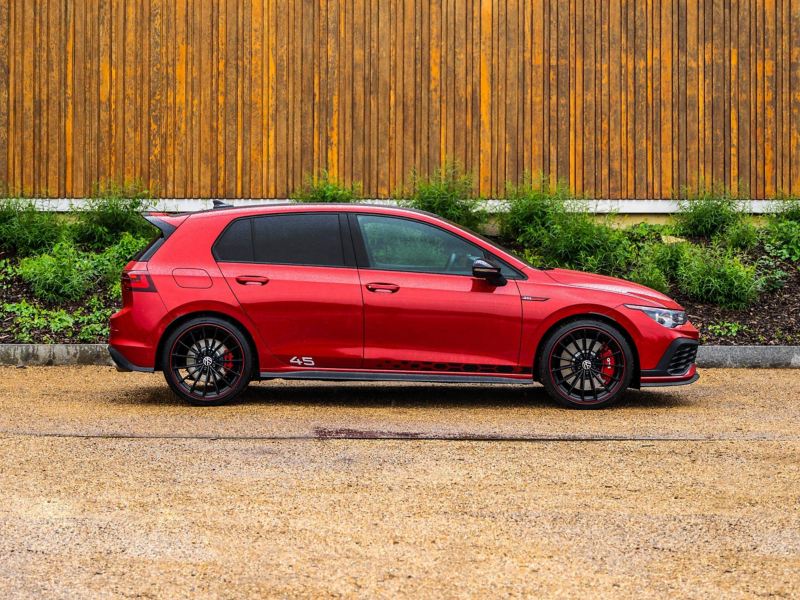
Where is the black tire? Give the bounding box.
[537,318,634,409]
[162,316,253,406]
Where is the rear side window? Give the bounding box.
[214,213,346,267]
[253,214,344,267]
[213,218,254,262]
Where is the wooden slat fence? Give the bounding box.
[1,0,800,199]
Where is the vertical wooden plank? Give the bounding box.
[0,0,8,192]
[603,0,614,196]
[556,0,568,182]
[677,0,686,191]
[582,0,595,194]
[574,0,583,193]
[149,0,163,194]
[711,0,724,184]
[791,0,800,193]
[378,0,391,194]
[730,0,738,194]
[479,0,492,193]
[685,0,698,190]
[652,0,661,197]
[634,0,647,196]
[454,0,467,174]
[764,0,776,196]
[738,0,751,194]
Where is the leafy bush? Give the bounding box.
[543,214,634,276]
[0,199,65,257]
[293,170,361,203]
[675,246,758,308]
[627,259,670,294]
[647,241,690,279]
[18,242,98,303]
[706,321,747,338]
[403,161,487,230]
[500,175,570,244]
[770,197,800,223]
[675,183,744,238]
[754,255,788,293]
[2,297,112,343]
[93,233,150,294]
[71,181,154,250]
[717,219,758,250]
[763,219,800,262]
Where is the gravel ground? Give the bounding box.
[1,367,799,598]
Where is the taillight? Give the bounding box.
[121,272,157,293]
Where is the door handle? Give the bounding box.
[366,282,399,293]
[235,275,270,286]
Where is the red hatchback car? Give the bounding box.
[109,203,699,408]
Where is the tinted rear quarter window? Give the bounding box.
[213,218,254,262]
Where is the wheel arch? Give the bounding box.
[155,310,260,375]
[532,312,641,388]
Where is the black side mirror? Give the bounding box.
[472,258,507,286]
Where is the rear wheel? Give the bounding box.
[162,317,253,406]
[537,319,634,409]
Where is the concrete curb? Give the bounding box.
[1,344,799,369]
[696,345,800,368]
[0,344,113,367]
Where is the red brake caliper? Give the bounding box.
[599,346,616,385]
[223,351,234,371]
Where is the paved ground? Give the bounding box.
[0,367,798,598]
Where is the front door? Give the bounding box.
[351,214,523,373]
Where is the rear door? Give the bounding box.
[351,213,523,372]
[215,212,363,369]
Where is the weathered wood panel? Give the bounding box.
[1,0,799,199]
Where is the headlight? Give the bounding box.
[625,304,687,328]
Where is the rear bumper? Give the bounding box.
[108,345,154,373]
[639,337,699,387]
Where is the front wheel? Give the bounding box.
[162,317,254,406]
[537,319,634,409]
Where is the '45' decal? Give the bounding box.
[289,356,315,367]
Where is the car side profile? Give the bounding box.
[109,203,699,408]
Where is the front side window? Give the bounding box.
[214,213,345,267]
[356,215,490,276]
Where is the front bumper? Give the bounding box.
[639,337,699,387]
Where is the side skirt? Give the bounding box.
[258,370,534,385]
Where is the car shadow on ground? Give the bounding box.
[116,379,692,410]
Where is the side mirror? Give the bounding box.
[472,258,507,286]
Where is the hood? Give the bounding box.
[542,268,680,308]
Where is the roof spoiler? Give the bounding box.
[143,213,179,237]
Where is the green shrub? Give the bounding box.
[0,199,65,256]
[18,242,97,303]
[675,246,758,308]
[754,256,788,293]
[627,261,670,294]
[675,183,744,238]
[716,219,758,250]
[500,174,570,244]
[403,161,487,230]
[292,170,361,203]
[544,214,634,276]
[648,242,690,278]
[93,233,150,292]
[763,219,800,262]
[2,296,112,343]
[770,197,800,223]
[623,222,672,246]
[706,321,747,338]
[71,181,154,250]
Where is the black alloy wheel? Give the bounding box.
[163,317,253,405]
[538,319,634,408]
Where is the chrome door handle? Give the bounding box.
[366,282,399,293]
[235,275,270,286]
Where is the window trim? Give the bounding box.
[348,213,526,280]
[212,212,357,269]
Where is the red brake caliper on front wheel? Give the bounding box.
[223,351,234,371]
[599,346,616,385]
